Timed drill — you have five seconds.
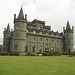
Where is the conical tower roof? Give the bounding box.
[66,21,71,30]
[7,23,10,32]
[17,7,24,19]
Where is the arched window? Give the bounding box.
[57,47,59,50]
[32,46,35,52]
[51,39,53,42]
[68,41,70,43]
[57,40,58,43]
[69,49,70,53]
[25,45,28,52]
[46,39,48,42]
[39,46,42,52]
[51,46,54,51]
[3,48,5,51]
[45,45,48,51]
[15,45,17,50]
[33,37,36,42]
[16,34,18,37]
[40,38,42,41]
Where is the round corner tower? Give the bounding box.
[3,24,11,52]
[13,7,27,52]
[63,21,74,53]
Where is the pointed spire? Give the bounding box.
[66,20,71,30]
[18,7,24,19]
[7,23,10,32]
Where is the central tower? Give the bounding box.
[13,7,27,52]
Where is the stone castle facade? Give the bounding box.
[3,7,74,53]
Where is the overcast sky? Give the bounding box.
[0,0,75,45]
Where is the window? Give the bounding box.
[40,38,42,41]
[4,41,5,43]
[27,36,28,40]
[34,37,36,41]
[15,45,17,49]
[4,35,6,37]
[33,37,36,41]
[68,41,70,43]
[16,34,18,37]
[3,48,5,51]
[39,49,42,52]
[32,46,35,52]
[69,49,70,53]
[46,39,48,42]
[25,45,28,52]
[51,46,54,51]
[57,47,59,50]
[33,31,35,34]
[39,46,42,52]
[61,40,63,43]
[45,45,48,51]
[57,40,58,43]
[51,39,53,42]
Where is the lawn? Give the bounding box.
[0,56,75,75]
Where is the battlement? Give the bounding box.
[32,19,45,25]
[27,26,63,38]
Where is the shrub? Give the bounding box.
[37,52,43,56]
[42,52,49,56]
[62,52,68,55]
[54,51,60,55]
[0,52,3,55]
[0,52,9,55]
[45,50,54,56]
[31,53,36,56]
[10,52,19,56]
[42,50,54,56]
[69,54,73,57]
[57,54,61,56]
[25,52,32,56]
[72,51,75,56]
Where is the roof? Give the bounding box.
[17,7,24,19]
[7,23,10,32]
[66,21,71,30]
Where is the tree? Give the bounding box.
[0,45,2,51]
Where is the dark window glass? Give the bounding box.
[33,46,35,52]
[15,45,17,49]
[25,45,28,52]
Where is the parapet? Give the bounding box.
[32,19,45,25]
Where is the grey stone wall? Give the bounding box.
[26,33,64,53]
[64,33,74,52]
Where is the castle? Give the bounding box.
[3,7,74,53]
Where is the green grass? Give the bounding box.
[0,56,75,75]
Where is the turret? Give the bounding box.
[3,23,11,52]
[25,14,27,21]
[12,7,27,52]
[63,21,74,53]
